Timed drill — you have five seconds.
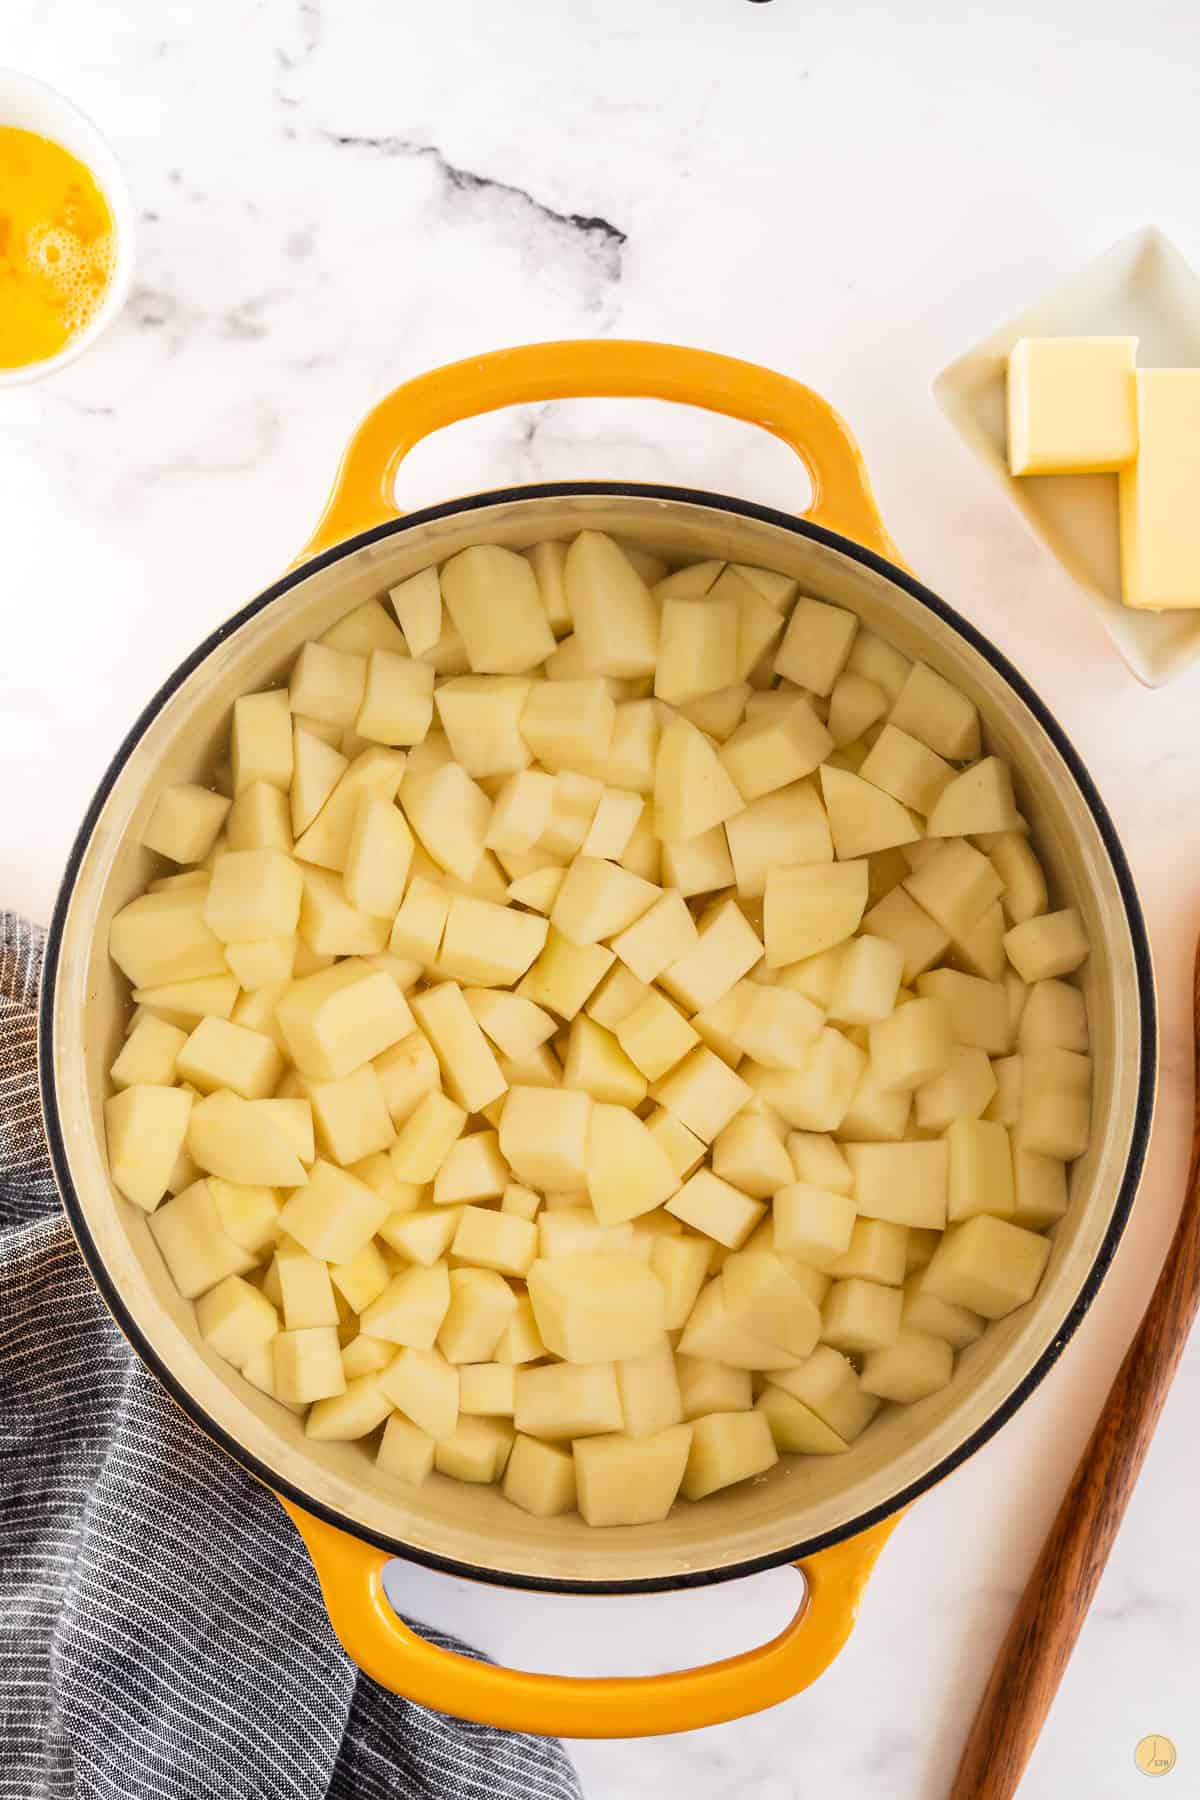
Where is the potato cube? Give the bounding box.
[913,1045,996,1132]
[378,1344,459,1437]
[205,1178,282,1256]
[757,1387,850,1454]
[175,1017,282,1103]
[869,997,952,1092]
[523,539,571,634]
[889,662,981,760]
[585,964,652,1032]
[199,848,300,947]
[105,1085,195,1213]
[660,898,762,1013]
[984,1054,1023,1128]
[341,1332,397,1378]
[926,758,1020,839]
[142,784,231,866]
[901,1269,984,1348]
[769,1349,879,1443]
[431,1130,508,1205]
[858,724,954,816]
[841,1139,948,1231]
[196,1274,279,1368]
[328,1239,391,1315]
[459,1361,517,1417]
[650,1046,751,1142]
[493,1294,547,1365]
[654,715,744,841]
[860,1329,954,1403]
[675,1276,795,1370]
[820,765,920,860]
[188,1091,308,1186]
[764,860,868,968]
[1016,1049,1091,1159]
[550,857,659,947]
[223,937,296,992]
[774,597,857,695]
[290,728,348,837]
[721,1250,822,1359]
[374,1032,441,1127]
[744,1028,865,1134]
[915,969,1010,1055]
[828,935,905,1025]
[581,788,644,861]
[653,593,737,704]
[990,832,1048,925]
[225,781,293,856]
[341,797,414,920]
[274,1241,338,1329]
[228,689,294,797]
[562,1016,647,1109]
[440,544,556,673]
[681,1409,776,1500]
[401,762,490,882]
[387,878,448,966]
[433,675,533,779]
[378,1208,458,1266]
[360,1261,451,1347]
[923,1215,1052,1318]
[656,827,731,902]
[515,1360,624,1441]
[607,893,694,988]
[410,982,506,1113]
[1017,980,1088,1054]
[827,672,889,749]
[278,964,412,1080]
[298,867,389,958]
[518,928,614,1020]
[821,1278,902,1353]
[539,1210,631,1258]
[1003,910,1089,982]
[904,840,1002,942]
[503,1434,577,1517]
[575,1424,693,1525]
[438,896,549,989]
[390,1091,468,1183]
[617,991,700,1083]
[277,1158,390,1263]
[451,1207,537,1279]
[486,769,556,855]
[303,1374,395,1441]
[274,1326,346,1403]
[829,1216,908,1285]
[527,1250,664,1363]
[585,1104,680,1226]
[1011,1148,1069,1229]
[109,887,228,989]
[522,682,616,784]
[110,1014,188,1090]
[614,1339,684,1440]
[323,597,409,656]
[774,1182,857,1269]
[711,1112,793,1198]
[459,994,553,1072]
[862,887,949,987]
[289,641,366,728]
[499,1086,591,1190]
[499,1184,541,1223]
[666,1169,765,1248]
[389,566,442,657]
[718,699,833,804]
[295,746,408,872]
[725,782,832,901]
[377,1415,436,1486]
[307,1065,394,1166]
[676,1355,752,1419]
[564,531,658,678]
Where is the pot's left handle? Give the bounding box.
[277,1495,902,1738]
[296,338,900,564]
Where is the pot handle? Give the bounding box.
[300,339,898,563]
[277,1494,903,1737]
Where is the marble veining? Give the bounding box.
[5,0,1200,1795]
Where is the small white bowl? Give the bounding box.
[934,227,1200,688]
[0,68,135,388]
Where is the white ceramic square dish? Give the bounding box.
[934,227,1200,688]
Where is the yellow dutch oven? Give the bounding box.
[39,341,1155,1738]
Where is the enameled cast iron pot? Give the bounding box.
[40,341,1156,1738]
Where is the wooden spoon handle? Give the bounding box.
[952,948,1199,1800]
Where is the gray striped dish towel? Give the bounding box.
[0,914,583,1800]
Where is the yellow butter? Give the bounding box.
[1007,336,1138,475]
[1118,369,1200,610]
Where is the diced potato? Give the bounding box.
[914,1045,997,1132]
[410,982,506,1113]
[721,1250,822,1358]
[821,1277,903,1353]
[341,1332,396,1378]
[561,1017,646,1109]
[655,593,738,703]
[295,746,407,872]
[197,1273,279,1370]
[378,1208,458,1267]
[307,1065,394,1166]
[610,891,697,985]
[110,1014,188,1090]
[274,1241,338,1329]
[676,1354,752,1419]
[665,1168,765,1248]
[902,1269,984,1348]
[990,831,1048,925]
[585,964,653,1031]
[862,887,950,984]
[298,867,389,958]
[616,991,700,1083]
[289,641,366,728]
[829,1216,907,1285]
[655,560,723,600]
[681,1409,776,1500]
[274,1326,346,1404]
[820,765,920,860]
[915,969,1010,1055]
[305,1374,395,1441]
[188,1090,308,1186]
[223,936,296,992]
[142,784,231,865]
[351,650,433,747]
[861,1329,954,1403]
[176,1017,282,1102]
[828,935,905,1025]
[774,1181,857,1269]
[764,860,868,968]
[377,1414,436,1485]
[486,769,556,855]
[711,1112,793,1198]
[360,1261,451,1347]
[451,1206,537,1279]
[388,565,442,656]
[889,662,980,760]
[743,1027,865,1135]
[277,1157,390,1262]
[827,672,889,749]
[680,683,750,742]
[458,1361,517,1418]
[518,927,615,1020]
[503,1433,577,1516]
[719,698,833,801]
[321,599,408,658]
[341,797,414,920]
[506,866,566,914]
[550,857,658,948]
[401,761,490,882]
[374,1031,441,1127]
[439,544,556,673]
[869,997,952,1092]
[646,1111,708,1187]
[499,1085,591,1189]
[757,1386,850,1454]
[520,684,615,788]
[655,715,744,842]
[584,1103,680,1226]
[1017,980,1088,1054]
[926,758,1020,838]
[787,1130,853,1193]
[1011,1148,1070,1229]
[278,964,412,1080]
[676,1275,795,1370]
[500,1183,541,1222]
[564,531,659,678]
[660,898,763,1013]
[378,1344,460,1437]
[771,1348,879,1442]
[923,1215,1052,1318]
[328,1239,391,1315]
[843,1139,949,1231]
[1004,910,1089,982]
[515,1360,624,1439]
[430,1130,507,1205]
[146,1176,256,1298]
[434,675,533,779]
[493,1294,548,1365]
[984,1053,1023,1128]
[109,887,228,989]
[661,824,737,897]
[650,1046,751,1142]
[576,1424,693,1525]
[774,597,857,695]
[528,1251,664,1361]
[904,841,1003,944]
[290,729,348,837]
[208,1178,283,1254]
[388,876,449,964]
[437,896,548,989]
[390,1091,468,1183]
[1016,1049,1091,1160]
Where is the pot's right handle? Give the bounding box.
[278,1495,903,1738]
[302,338,901,566]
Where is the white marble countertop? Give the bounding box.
[5,2,1199,1794]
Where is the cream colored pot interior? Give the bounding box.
[48,492,1149,1587]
